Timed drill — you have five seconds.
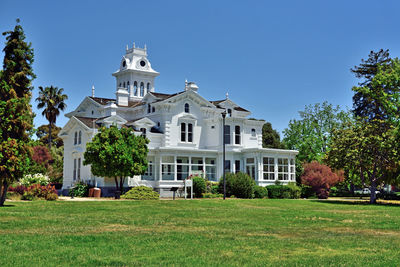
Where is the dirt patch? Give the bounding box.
[323,227,400,237]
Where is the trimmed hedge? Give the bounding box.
[121,186,159,200]
[266,183,301,199]
[254,186,268,199]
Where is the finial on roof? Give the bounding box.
[185,79,188,91]
[144,44,147,51]
[133,42,135,48]
[226,92,229,99]
[92,85,95,97]
[126,44,129,51]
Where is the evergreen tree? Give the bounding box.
[0,19,35,206]
[262,122,284,149]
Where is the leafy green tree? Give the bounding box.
[36,124,63,148]
[83,126,149,198]
[282,102,351,163]
[0,20,35,206]
[262,122,284,149]
[326,120,399,203]
[36,86,68,149]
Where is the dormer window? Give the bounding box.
[122,60,126,67]
[228,109,232,117]
[180,122,193,143]
[134,81,138,95]
[184,103,190,113]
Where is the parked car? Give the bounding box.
[354,188,380,195]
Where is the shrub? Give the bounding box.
[266,184,301,199]
[8,185,27,195]
[266,185,285,198]
[301,161,344,199]
[218,172,255,199]
[254,186,268,199]
[20,173,50,187]
[300,185,316,198]
[192,176,206,198]
[202,193,223,198]
[205,180,219,194]
[121,186,159,200]
[287,182,301,199]
[69,182,89,197]
[6,191,21,200]
[25,184,58,200]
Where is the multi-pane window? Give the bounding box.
[188,123,193,142]
[246,158,256,180]
[180,122,193,143]
[143,159,154,180]
[289,159,295,181]
[184,103,190,113]
[278,158,289,180]
[235,126,241,145]
[176,157,189,180]
[235,160,240,173]
[161,156,174,180]
[228,109,232,117]
[181,123,186,142]
[191,157,203,177]
[224,125,231,144]
[263,157,275,180]
[224,160,231,173]
[206,158,217,181]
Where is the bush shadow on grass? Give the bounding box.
[0,204,16,207]
[310,199,400,207]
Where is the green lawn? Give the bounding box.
[1,199,400,266]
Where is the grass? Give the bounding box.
[1,199,400,266]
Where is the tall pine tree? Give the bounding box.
[0,19,35,206]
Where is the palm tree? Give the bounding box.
[36,86,68,149]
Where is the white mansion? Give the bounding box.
[59,44,298,196]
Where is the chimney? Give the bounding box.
[116,87,129,106]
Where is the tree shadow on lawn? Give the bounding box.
[0,204,16,208]
[310,199,400,207]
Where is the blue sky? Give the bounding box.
[1,0,400,135]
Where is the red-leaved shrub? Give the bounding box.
[23,184,58,201]
[32,146,52,166]
[8,185,28,195]
[301,161,344,199]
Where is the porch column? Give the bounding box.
[274,156,278,181]
[189,156,192,176]
[159,156,163,181]
[174,155,177,181]
[259,154,264,181]
[202,156,206,179]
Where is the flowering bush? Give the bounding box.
[19,173,50,187]
[21,184,58,201]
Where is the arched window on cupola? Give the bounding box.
[127,81,130,88]
[184,103,190,113]
[140,82,144,97]
[134,81,138,95]
[123,82,126,88]
[147,82,151,93]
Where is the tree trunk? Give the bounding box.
[48,123,52,150]
[370,180,377,204]
[0,180,8,207]
[114,177,120,199]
